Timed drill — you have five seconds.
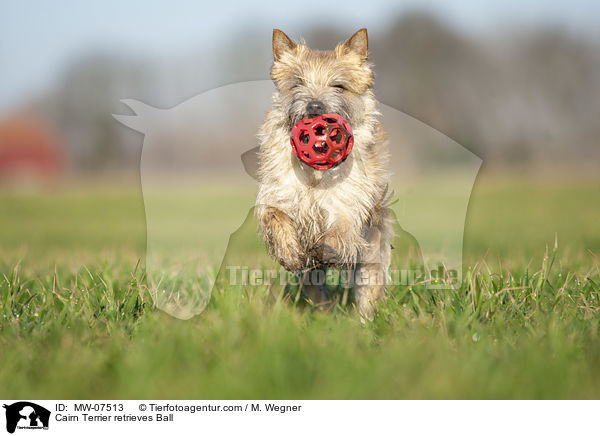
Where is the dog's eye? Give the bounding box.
[291,81,304,90]
[332,84,346,91]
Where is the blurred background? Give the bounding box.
[1,0,599,266]
[3,1,600,400]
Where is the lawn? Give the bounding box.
[1,176,599,398]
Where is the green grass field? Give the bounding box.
[1,177,599,398]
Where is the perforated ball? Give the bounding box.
[290,113,354,170]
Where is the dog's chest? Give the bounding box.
[285,166,373,233]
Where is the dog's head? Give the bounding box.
[270,29,376,131]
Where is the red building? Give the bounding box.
[0,117,62,183]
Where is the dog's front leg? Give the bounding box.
[354,226,390,321]
[311,219,363,266]
[256,206,306,272]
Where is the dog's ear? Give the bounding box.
[344,28,368,60]
[273,29,296,61]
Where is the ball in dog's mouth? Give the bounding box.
[290,113,354,170]
[312,142,329,154]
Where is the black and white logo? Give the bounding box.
[3,402,50,434]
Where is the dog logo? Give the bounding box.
[114,81,481,319]
[3,402,50,433]
[114,27,481,319]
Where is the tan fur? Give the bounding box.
[256,29,393,320]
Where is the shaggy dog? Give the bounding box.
[255,29,392,320]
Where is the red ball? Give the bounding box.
[290,113,354,170]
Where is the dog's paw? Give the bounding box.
[256,206,306,271]
[310,231,353,266]
[309,242,340,265]
[276,253,305,272]
[271,240,306,272]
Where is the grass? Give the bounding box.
[1,177,600,398]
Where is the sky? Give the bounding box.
[1,0,599,115]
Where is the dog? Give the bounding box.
[255,28,393,320]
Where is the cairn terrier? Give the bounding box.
[255,28,392,320]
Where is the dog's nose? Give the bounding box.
[306,101,326,117]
